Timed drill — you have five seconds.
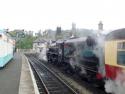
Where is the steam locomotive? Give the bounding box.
[47,36,105,85]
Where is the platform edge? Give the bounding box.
[24,55,40,94]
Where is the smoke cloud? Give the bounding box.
[105,70,125,94]
[38,45,47,61]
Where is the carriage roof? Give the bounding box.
[105,28,125,40]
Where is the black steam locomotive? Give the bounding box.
[47,36,104,84]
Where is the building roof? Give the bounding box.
[105,28,125,40]
[33,38,46,43]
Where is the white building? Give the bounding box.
[33,38,47,53]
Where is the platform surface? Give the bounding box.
[0,53,22,94]
[0,53,35,94]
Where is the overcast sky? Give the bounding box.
[0,0,125,31]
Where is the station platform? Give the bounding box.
[18,54,36,94]
[0,53,38,94]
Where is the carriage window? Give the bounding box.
[117,51,125,66]
[117,42,125,49]
[117,42,125,66]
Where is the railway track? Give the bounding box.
[26,54,78,94]
[42,61,107,94]
[27,54,107,94]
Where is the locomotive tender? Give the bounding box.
[0,30,15,67]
